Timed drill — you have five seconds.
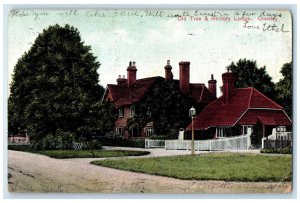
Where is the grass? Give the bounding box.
[8,145,150,159]
[91,153,292,182]
[36,150,150,159]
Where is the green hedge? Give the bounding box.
[96,137,145,148]
[261,148,292,154]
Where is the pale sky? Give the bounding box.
[8,9,292,97]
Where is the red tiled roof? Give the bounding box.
[190,83,216,103]
[104,78,215,106]
[105,77,163,106]
[187,87,291,130]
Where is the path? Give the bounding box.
[7,149,291,193]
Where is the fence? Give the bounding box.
[146,135,251,151]
[261,132,292,149]
[145,139,165,148]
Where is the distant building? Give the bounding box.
[102,60,216,139]
[186,69,292,139]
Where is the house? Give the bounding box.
[102,60,216,139]
[186,69,292,139]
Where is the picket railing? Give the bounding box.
[146,135,251,151]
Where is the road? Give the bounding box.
[7,148,292,193]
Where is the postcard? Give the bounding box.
[7,8,293,194]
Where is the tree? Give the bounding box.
[226,59,276,100]
[275,62,292,117]
[132,79,202,138]
[8,24,104,142]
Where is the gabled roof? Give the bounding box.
[187,87,291,130]
[103,78,216,107]
[190,83,216,103]
[104,76,163,106]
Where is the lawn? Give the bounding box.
[91,153,292,182]
[8,145,150,159]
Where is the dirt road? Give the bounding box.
[7,149,292,193]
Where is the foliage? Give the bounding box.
[81,139,102,150]
[8,24,104,142]
[31,129,75,151]
[128,79,202,137]
[261,148,292,154]
[226,59,276,100]
[251,121,263,148]
[97,137,145,148]
[275,62,292,118]
[92,153,292,182]
[8,144,31,152]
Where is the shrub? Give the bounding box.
[81,139,102,150]
[261,148,292,154]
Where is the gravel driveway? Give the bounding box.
[7,148,291,194]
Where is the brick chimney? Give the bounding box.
[127,61,137,86]
[222,68,236,104]
[208,74,217,98]
[117,75,127,85]
[164,60,173,81]
[179,61,190,94]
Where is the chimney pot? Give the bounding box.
[167,60,170,65]
[133,61,136,66]
[208,74,217,98]
[129,61,132,66]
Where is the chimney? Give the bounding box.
[179,61,190,94]
[208,74,217,98]
[164,60,173,81]
[127,61,137,86]
[116,74,127,85]
[222,68,236,104]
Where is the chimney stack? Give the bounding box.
[164,60,173,81]
[208,74,217,98]
[179,61,190,94]
[117,74,127,85]
[222,68,236,104]
[127,61,137,86]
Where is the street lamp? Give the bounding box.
[189,106,196,155]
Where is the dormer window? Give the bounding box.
[130,105,135,117]
[119,107,124,118]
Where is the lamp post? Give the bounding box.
[189,106,196,155]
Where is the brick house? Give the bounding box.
[102,60,216,139]
[186,69,292,139]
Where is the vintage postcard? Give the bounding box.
[7,8,293,194]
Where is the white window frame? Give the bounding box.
[115,127,123,136]
[146,127,153,137]
[130,106,135,117]
[118,107,124,118]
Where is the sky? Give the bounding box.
[7,9,292,97]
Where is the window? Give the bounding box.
[115,127,123,136]
[146,127,153,137]
[130,105,135,117]
[118,107,124,118]
[242,125,253,135]
[216,128,225,138]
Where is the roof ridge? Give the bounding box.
[248,87,254,107]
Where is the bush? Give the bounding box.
[8,144,31,152]
[31,129,75,150]
[81,139,102,150]
[97,137,145,148]
[261,148,292,154]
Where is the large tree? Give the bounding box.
[226,59,276,100]
[8,24,104,141]
[275,62,292,118]
[129,79,202,138]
